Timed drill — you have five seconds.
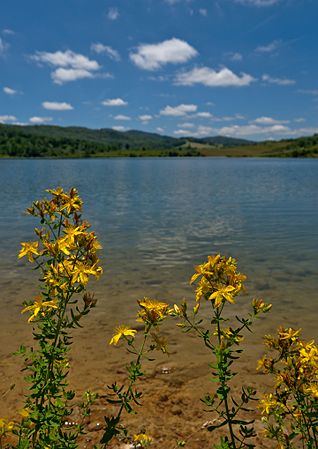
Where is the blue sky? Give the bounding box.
[0,0,317,141]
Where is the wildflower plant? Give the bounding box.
[258,327,318,449]
[11,187,102,449]
[102,297,171,446]
[173,254,272,449]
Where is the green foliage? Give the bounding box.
[173,255,272,449]
[6,187,102,448]
[258,328,318,448]
[0,124,188,158]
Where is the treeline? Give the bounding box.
[1,123,318,158]
[0,124,197,158]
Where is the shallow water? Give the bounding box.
[1,157,318,309]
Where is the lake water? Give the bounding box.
[0,158,318,428]
[0,157,318,332]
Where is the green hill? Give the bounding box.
[0,124,190,157]
[0,123,317,158]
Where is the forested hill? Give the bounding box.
[0,123,317,157]
[0,124,187,157]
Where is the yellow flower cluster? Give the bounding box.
[18,187,102,323]
[190,254,246,307]
[26,187,83,218]
[21,295,58,323]
[109,298,171,346]
[137,297,171,325]
[0,418,14,435]
[259,327,318,446]
[259,393,285,415]
[133,433,152,447]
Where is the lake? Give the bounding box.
[1,157,318,306]
[1,156,318,431]
[1,157,318,407]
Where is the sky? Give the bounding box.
[0,0,317,141]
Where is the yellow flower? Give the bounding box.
[63,225,85,244]
[43,238,71,256]
[278,327,301,342]
[18,241,41,262]
[209,285,236,307]
[190,254,221,284]
[137,298,170,325]
[133,433,152,447]
[0,418,14,433]
[222,327,244,344]
[252,299,272,314]
[257,356,274,373]
[60,188,83,214]
[19,408,30,419]
[21,296,58,323]
[47,186,65,198]
[259,393,281,415]
[70,262,103,286]
[109,325,137,345]
[304,384,318,398]
[299,340,318,362]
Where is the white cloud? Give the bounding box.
[255,40,281,53]
[32,50,100,70]
[0,37,9,56]
[139,114,153,122]
[0,115,16,123]
[112,126,127,132]
[235,0,280,6]
[175,66,254,87]
[156,127,165,133]
[218,114,245,121]
[253,116,289,125]
[107,7,119,20]
[226,52,243,62]
[2,29,14,35]
[3,86,17,95]
[219,124,318,139]
[174,129,191,136]
[294,117,305,123]
[218,124,290,137]
[29,116,52,124]
[114,114,131,121]
[130,37,198,70]
[199,8,208,16]
[196,112,213,118]
[192,125,214,137]
[177,122,194,128]
[31,50,100,84]
[102,98,128,106]
[52,68,95,84]
[91,43,120,61]
[298,89,318,96]
[160,104,197,116]
[287,127,318,137]
[262,74,295,86]
[42,101,73,111]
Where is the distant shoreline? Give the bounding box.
[1,123,318,158]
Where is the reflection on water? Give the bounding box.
[1,157,318,332]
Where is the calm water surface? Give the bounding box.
[1,158,318,333]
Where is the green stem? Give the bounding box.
[115,324,152,422]
[215,304,237,449]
